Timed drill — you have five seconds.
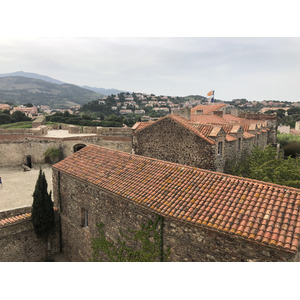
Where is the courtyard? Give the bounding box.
[0,165,53,212]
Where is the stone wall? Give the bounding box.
[0,135,132,167]
[0,207,60,262]
[32,116,46,128]
[163,219,295,262]
[133,118,216,171]
[0,137,62,167]
[0,127,46,135]
[52,170,298,262]
[97,127,132,137]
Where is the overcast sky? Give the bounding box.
[1,37,300,102]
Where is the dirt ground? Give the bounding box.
[0,165,53,212]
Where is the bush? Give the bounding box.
[225,145,300,188]
[283,142,300,158]
[44,147,62,163]
[277,133,300,147]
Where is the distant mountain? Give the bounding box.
[0,76,102,108]
[0,71,127,97]
[82,85,127,96]
[0,71,65,85]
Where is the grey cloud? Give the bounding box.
[0,37,299,100]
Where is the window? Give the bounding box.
[81,208,88,228]
[218,142,223,156]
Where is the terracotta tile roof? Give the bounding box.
[191,114,229,124]
[243,132,255,139]
[230,125,241,134]
[135,115,215,144]
[132,121,154,131]
[290,129,300,136]
[190,124,214,137]
[191,103,226,115]
[0,213,31,226]
[226,134,237,142]
[0,207,57,227]
[222,114,244,122]
[53,145,300,254]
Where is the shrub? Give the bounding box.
[283,142,300,158]
[44,147,62,163]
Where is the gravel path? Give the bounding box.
[0,165,53,212]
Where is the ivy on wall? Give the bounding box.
[91,215,170,262]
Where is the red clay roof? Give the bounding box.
[53,145,300,254]
[135,115,215,145]
[191,114,229,124]
[0,207,58,226]
[132,121,154,131]
[243,132,255,139]
[222,114,244,122]
[191,103,226,115]
[226,134,237,142]
[0,213,31,226]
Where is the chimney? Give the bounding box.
[172,107,191,120]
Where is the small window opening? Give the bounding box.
[81,208,88,228]
[238,138,241,151]
[218,142,223,156]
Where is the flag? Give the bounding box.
[207,90,214,103]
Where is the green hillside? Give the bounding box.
[0,76,103,108]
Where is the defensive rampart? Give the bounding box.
[0,206,60,262]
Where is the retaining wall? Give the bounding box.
[0,206,60,262]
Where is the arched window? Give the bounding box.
[73,144,86,153]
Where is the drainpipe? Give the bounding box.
[159,215,164,262]
[57,171,63,253]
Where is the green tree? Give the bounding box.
[24,103,33,107]
[225,145,300,188]
[31,169,55,257]
[0,113,11,124]
[11,111,31,122]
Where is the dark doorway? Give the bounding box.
[26,155,32,168]
[58,125,62,129]
[73,144,86,153]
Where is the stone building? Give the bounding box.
[52,145,300,262]
[132,104,272,172]
[0,126,132,167]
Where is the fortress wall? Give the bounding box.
[0,138,62,167]
[0,207,60,262]
[0,135,132,167]
[0,127,45,135]
[97,127,132,137]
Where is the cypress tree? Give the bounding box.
[31,169,55,238]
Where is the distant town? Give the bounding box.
[1,91,300,124]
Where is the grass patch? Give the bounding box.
[0,121,32,129]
